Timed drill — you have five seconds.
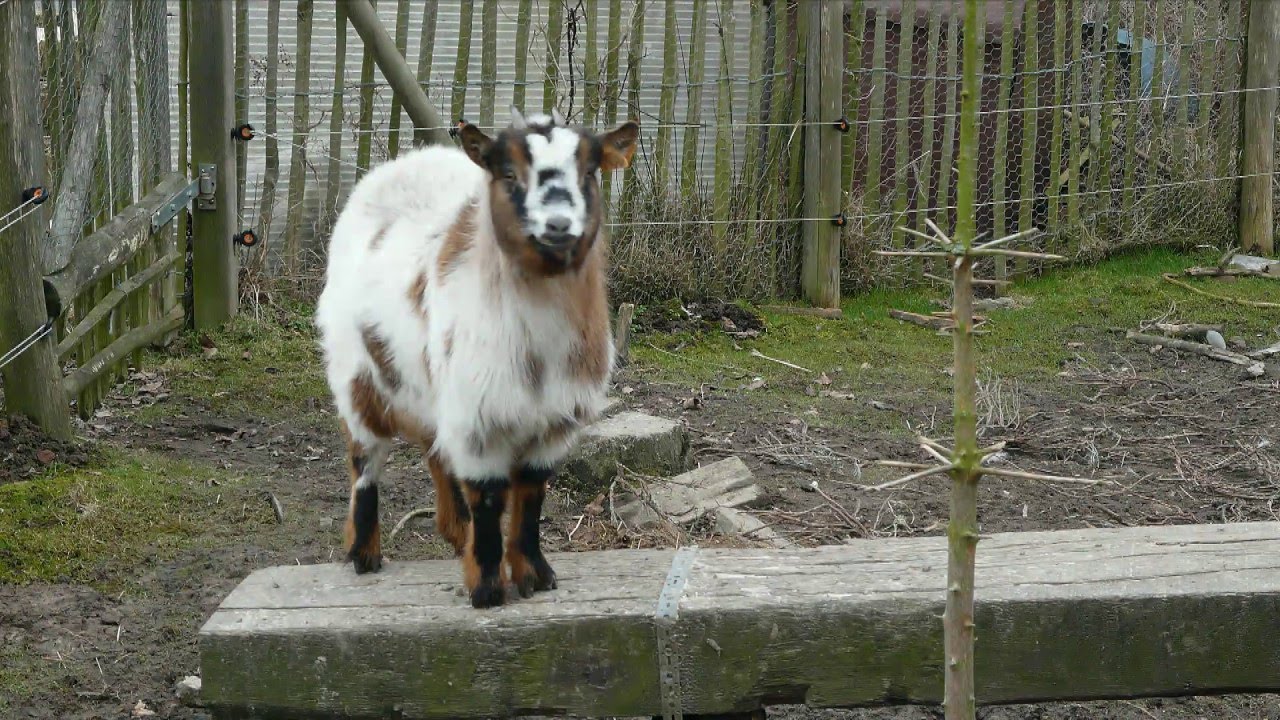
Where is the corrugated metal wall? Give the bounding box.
[165,1,759,254]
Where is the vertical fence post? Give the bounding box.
[1240,0,1279,256]
[801,0,841,309]
[189,0,239,329]
[0,0,72,438]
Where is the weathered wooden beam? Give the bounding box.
[800,0,841,309]
[1240,0,1280,256]
[42,0,129,274]
[42,173,187,310]
[189,0,239,329]
[344,0,451,148]
[63,305,184,399]
[201,522,1280,719]
[0,0,72,439]
[56,252,181,360]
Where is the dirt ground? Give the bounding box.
[3,266,1280,719]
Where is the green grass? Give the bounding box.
[137,304,329,423]
[628,248,1280,434]
[0,449,261,587]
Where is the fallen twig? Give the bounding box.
[980,466,1114,485]
[1161,273,1280,309]
[1126,330,1259,367]
[389,506,436,545]
[1152,322,1222,339]
[264,492,285,524]
[749,348,813,373]
[759,304,844,320]
[890,309,951,331]
[862,463,952,491]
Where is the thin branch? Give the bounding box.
[973,227,1040,251]
[980,466,1114,485]
[749,348,813,373]
[389,506,436,544]
[1161,273,1280,309]
[862,463,952,491]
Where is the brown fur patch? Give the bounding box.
[437,204,477,278]
[350,371,398,438]
[505,483,538,593]
[566,249,612,383]
[361,324,401,391]
[369,222,391,250]
[407,271,429,319]
[525,351,545,393]
[427,453,468,554]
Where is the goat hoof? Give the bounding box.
[533,558,557,591]
[470,580,506,609]
[350,551,383,574]
[514,573,536,599]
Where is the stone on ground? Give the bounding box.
[561,411,690,491]
[616,456,764,531]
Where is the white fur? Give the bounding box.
[315,143,613,484]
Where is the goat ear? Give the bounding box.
[599,121,640,171]
[509,105,527,129]
[458,123,494,168]
[550,107,568,127]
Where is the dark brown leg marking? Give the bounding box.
[427,453,470,555]
[344,443,382,574]
[463,481,508,609]
[507,465,557,597]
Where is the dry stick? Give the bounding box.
[389,507,436,545]
[1125,331,1260,368]
[613,302,635,366]
[980,466,1113,486]
[1183,266,1280,280]
[265,492,285,524]
[1160,274,1280,309]
[863,463,951,491]
[1151,322,1222,339]
[758,304,845,320]
[748,349,813,373]
[923,273,1010,288]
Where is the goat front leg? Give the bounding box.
[426,453,470,555]
[507,465,557,597]
[462,480,509,608]
[345,439,392,574]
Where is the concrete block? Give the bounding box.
[560,411,690,492]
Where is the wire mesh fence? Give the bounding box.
[193,0,1267,304]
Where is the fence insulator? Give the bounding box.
[832,116,850,133]
[22,186,48,204]
[831,213,847,227]
[234,229,259,247]
[232,123,256,141]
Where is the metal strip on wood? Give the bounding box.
[655,545,697,720]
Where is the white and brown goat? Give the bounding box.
[315,108,639,608]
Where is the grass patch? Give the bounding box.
[629,247,1280,428]
[0,448,261,587]
[139,304,328,423]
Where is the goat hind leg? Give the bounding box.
[344,439,392,574]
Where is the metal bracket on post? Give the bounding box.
[151,178,202,232]
[196,163,217,211]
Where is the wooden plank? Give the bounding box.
[450,0,474,123]
[234,0,248,215]
[742,0,768,295]
[1065,0,1081,226]
[1217,0,1244,179]
[760,0,786,296]
[202,522,1280,718]
[188,0,238,328]
[935,3,959,230]
[324,0,348,221]
[57,253,182,360]
[785,3,808,222]
[386,0,411,157]
[991,0,1015,282]
[1047,0,1066,226]
[601,0,622,201]
[801,0,840,309]
[620,0,646,206]
[0,0,72,439]
[284,0,314,277]
[841,0,864,199]
[512,0,531,111]
[42,0,128,274]
[1194,2,1219,175]
[654,0,678,191]
[133,0,175,328]
[915,4,941,251]
[176,0,189,313]
[680,0,710,199]
[1094,0,1120,207]
[711,0,736,256]
[863,8,887,216]
[355,0,377,178]
[111,6,134,214]
[1172,0,1195,172]
[545,0,565,114]
[1016,0,1037,276]
[1240,0,1280,256]
[480,0,497,127]
[259,0,281,242]
[345,0,450,147]
[582,0,598,125]
[1148,0,1166,166]
[888,0,914,254]
[416,0,440,112]
[42,174,188,308]
[64,306,185,399]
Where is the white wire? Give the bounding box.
[0,203,44,235]
[0,195,38,224]
[0,322,55,372]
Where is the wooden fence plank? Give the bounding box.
[991,0,1015,282]
[1016,0,1038,276]
[889,0,914,255]
[801,0,841,308]
[1240,0,1280,256]
[512,0,531,111]
[935,3,959,230]
[203,523,1280,718]
[450,1,474,124]
[480,0,497,128]
[712,0,736,255]
[583,0,598,126]
[654,0,678,192]
[284,0,314,277]
[111,6,136,375]
[1194,4,1218,175]
[1148,0,1166,166]
[601,0,621,202]
[1172,0,1195,173]
[134,0,175,336]
[1122,0,1144,212]
[915,3,941,248]
[761,0,789,295]
[785,2,808,221]
[1066,0,1082,226]
[1048,0,1066,226]
[863,8,886,217]
[1217,0,1244,179]
[324,1,347,222]
[416,0,439,107]
[355,0,378,178]
[841,0,864,201]
[259,0,281,241]
[545,0,564,114]
[1095,0,1120,208]
[58,253,182,360]
[680,0,710,200]
[65,306,185,400]
[742,0,767,294]
[235,0,248,215]
[621,0,646,208]
[387,0,411,157]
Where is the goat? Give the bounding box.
[315,107,639,608]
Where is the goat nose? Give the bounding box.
[545,216,572,236]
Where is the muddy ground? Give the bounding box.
[2,297,1279,719]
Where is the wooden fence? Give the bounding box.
[0,0,185,430]
[209,0,1271,307]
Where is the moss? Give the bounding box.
[0,449,266,586]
